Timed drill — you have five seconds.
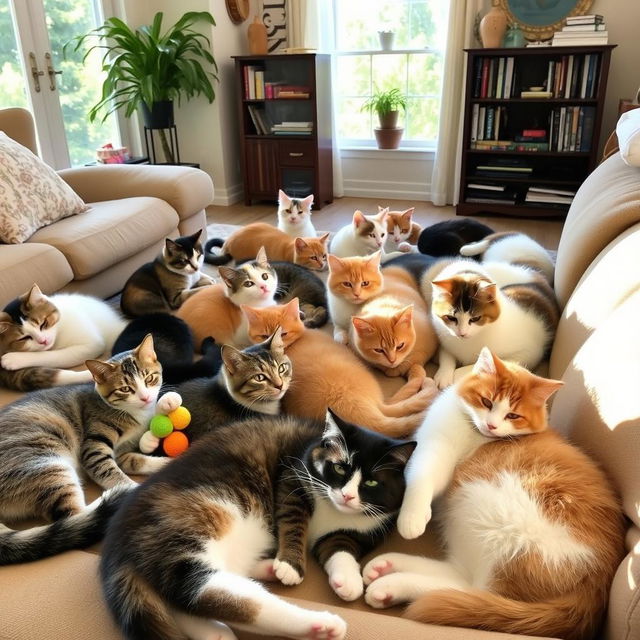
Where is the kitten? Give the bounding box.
[1,284,126,371]
[204,222,330,271]
[177,247,278,348]
[120,229,215,317]
[277,189,316,237]
[423,258,559,389]
[363,348,624,640]
[0,413,416,640]
[349,264,438,378]
[327,252,384,343]
[383,206,422,253]
[417,218,494,257]
[330,208,389,258]
[459,231,555,284]
[0,335,168,523]
[242,298,438,438]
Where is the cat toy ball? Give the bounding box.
[142,401,192,457]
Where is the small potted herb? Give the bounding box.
[361,87,407,149]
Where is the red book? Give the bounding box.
[480,58,490,98]
[522,129,546,138]
[243,65,249,99]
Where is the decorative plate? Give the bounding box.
[226,0,250,24]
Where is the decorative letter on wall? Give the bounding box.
[263,1,287,53]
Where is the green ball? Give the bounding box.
[150,414,173,438]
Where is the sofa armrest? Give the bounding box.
[58,164,214,221]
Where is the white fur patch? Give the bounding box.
[325,551,364,601]
[308,495,378,545]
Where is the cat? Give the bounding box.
[363,348,625,640]
[0,335,168,524]
[204,222,330,271]
[0,412,417,640]
[327,252,384,343]
[330,208,390,258]
[349,263,438,378]
[417,218,494,257]
[242,298,438,438]
[1,284,126,371]
[177,247,278,349]
[112,313,221,386]
[120,229,215,317]
[277,189,316,237]
[383,206,422,253]
[459,231,555,284]
[422,258,559,389]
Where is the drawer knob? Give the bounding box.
[289,152,304,157]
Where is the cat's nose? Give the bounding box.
[342,492,355,503]
[487,423,497,431]
[140,395,151,404]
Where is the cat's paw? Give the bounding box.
[362,556,397,586]
[156,392,182,414]
[273,558,303,585]
[1,351,31,370]
[434,367,455,390]
[333,328,348,345]
[398,242,413,253]
[138,430,160,454]
[329,569,364,602]
[250,558,278,582]
[364,573,412,609]
[397,506,431,540]
[299,613,346,640]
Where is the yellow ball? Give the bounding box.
[168,406,191,430]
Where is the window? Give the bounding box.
[333,0,449,148]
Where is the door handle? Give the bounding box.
[28,52,44,92]
[289,152,304,157]
[45,53,63,91]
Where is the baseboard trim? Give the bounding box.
[342,178,431,201]
[212,183,244,206]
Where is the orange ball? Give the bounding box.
[162,431,189,457]
[168,406,191,430]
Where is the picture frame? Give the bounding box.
[496,0,594,40]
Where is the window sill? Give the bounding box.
[339,146,436,160]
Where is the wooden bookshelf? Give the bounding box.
[457,45,615,218]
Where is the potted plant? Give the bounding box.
[361,87,407,149]
[66,11,218,163]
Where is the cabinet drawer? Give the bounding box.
[279,141,316,167]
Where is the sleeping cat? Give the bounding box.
[0,412,417,640]
[417,218,494,257]
[327,252,384,343]
[242,298,438,438]
[205,222,330,271]
[177,247,278,348]
[277,189,316,237]
[1,284,126,371]
[349,263,438,378]
[364,348,624,640]
[120,229,215,317]
[383,206,422,253]
[330,208,389,259]
[0,335,168,523]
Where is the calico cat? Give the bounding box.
[383,206,422,253]
[0,412,417,640]
[204,222,330,270]
[423,258,559,389]
[1,284,126,371]
[459,231,555,284]
[242,298,438,438]
[364,348,625,640]
[327,252,384,343]
[330,208,389,259]
[0,335,168,523]
[277,189,316,237]
[177,247,278,348]
[417,218,494,257]
[120,229,214,317]
[349,264,438,378]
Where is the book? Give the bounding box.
[503,57,514,98]
[496,57,505,99]
[470,103,479,142]
[553,30,609,38]
[525,192,573,204]
[586,55,599,98]
[466,196,517,204]
[473,58,484,97]
[546,61,555,96]
[521,91,552,98]
[247,66,256,100]
[486,107,494,140]
[552,36,608,46]
[529,186,576,196]
[564,55,574,99]
[565,14,603,23]
[579,106,596,151]
[580,54,591,98]
[480,58,490,98]
[254,70,265,100]
[522,129,546,138]
[467,183,506,191]
[561,23,607,31]
[570,106,580,151]
[478,106,486,141]
[487,58,496,98]
[476,165,533,173]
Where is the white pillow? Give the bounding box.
[616,108,640,167]
[0,131,88,244]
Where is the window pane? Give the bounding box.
[408,53,443,96]
[337,97,372,140]
[371,54,407,93]
[337,55,371,97]
[405,97,439,141]
[0,1,28,109]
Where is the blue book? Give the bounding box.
[586,55,599,98]
[579,107,596,151]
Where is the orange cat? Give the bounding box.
[349,265,438,378]
[383,207,422,253]
[241,299,438,438]
[204,222,330,270]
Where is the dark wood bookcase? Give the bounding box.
[233,53,333,209]
[457,45,615,218]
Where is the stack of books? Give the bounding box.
[243,66,265,99]
[525,186,576,206]
[465,182,516,205]
[548,105,595,152]
[552,14,608,46]
[545,53,600,99]
[246,105,272,135]
[474,159,534,179]
[271,121,313,136]
[272,85,311,99]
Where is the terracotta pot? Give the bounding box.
[378,110,399,129]
[374,127,403,149]
[248,15,268,55]
[479,3,508,48]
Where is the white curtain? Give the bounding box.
[430,0,484,206]
[285,0,344,197]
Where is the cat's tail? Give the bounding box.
[203,238,232,265]
[0,485,131,565]
[404,587,602,640]
[162,337,223,384]
[458,238,490,257]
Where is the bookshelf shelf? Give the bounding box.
[471,97,599,104]
[465,149,591,157]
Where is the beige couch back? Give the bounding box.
[0,107,38,155]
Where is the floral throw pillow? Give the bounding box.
[0,131,88,244]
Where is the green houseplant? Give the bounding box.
[66,11,218,163]
[361,87,407,149]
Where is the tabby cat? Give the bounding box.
[383,206,422,253]
[120,229,215,317]
[417,218,494,257]
[242,298,438,438]
[204,222,330,271]
[277,189,316,237]
[364,348,624,640]
[330,208,389,259]
[0,335,167,524]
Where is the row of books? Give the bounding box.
[271,121,313,135]
[545,54,600,99]
[470,105,507,142]
[472,57,515,99]
[465,182,575,207]
[525,186,575,205]
[247,106,313,136]
[552,14,608,46]
[548,105,595,152]
[242,65,312,100]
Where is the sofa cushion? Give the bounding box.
[27,197,179,280]
[616,108,640,167]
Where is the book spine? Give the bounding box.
[255,70,265,100]
[470,103,479,143]
[546,61,554,95]
[564,55,574,99]
[580,54,590,98]
[487,58,496,98]
[243,65,250,99]
[580,106,596,151]
[563,107,572,152]
[504,57,514,98]
[473,57,483,97]
[494,106,501,140]
[575,107,584,152]
[586,54,599,98]
[478,106,486,141]
[558,107,566,152]
[486,107,494,140]
[496,57,505,99]
[548,109,554,151]
[480,58,490,98]
[247,66,256,100]
[570,106,580,151]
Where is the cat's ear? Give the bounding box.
[377,205,386,213]
[188,229,203,243]
[366,250,382,268]
[135,333,158,364]
[219,266,236,288]
[323,410,348,450]
[267,326,284,353]
[255,246,269,268]
[393,305,413,327]
[353,210,366,228]
[278,189,291,205]
[319,232,331,246]
[283,297,301,320]
[472,347,497,375]
[22,283,44,309]
[0,320,12,334]
[352,316,375,335]
[294,237,309,250]
[327,253,344,272]
[221,344,245,375]
[301,194,314,210]
[385,441,417,466]
[85,359,117,385]
[401,207,415,221]
[477,280,497,301]
[529,375,564,404]
[164,238,179,255]
[376,207,390,224]
[432,278,455,295]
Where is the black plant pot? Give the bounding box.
[141,101,174,129]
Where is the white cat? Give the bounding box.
[329,209,390,258]
[0,285,126,370]
[276,189,316,238]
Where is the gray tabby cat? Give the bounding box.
[120,229,215,317]
[0,335,167,523]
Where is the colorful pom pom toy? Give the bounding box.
[139,394,192,458]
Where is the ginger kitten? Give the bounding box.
[383,206,422,253]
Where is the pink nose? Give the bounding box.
[141,395,151,404]
[261,285,268,293]
[487,423,497,431]
[342,492,354,503]
[38,338,48,345]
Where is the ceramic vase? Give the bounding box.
[479,3,508,48]
[503,24,525,48]
[378,30,395,51]
[248,15,268,55]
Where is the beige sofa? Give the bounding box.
[0,107,214,307]
[0,150,639,640]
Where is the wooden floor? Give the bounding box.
[207,197,565,250]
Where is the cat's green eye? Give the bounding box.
[396,342,405,350]
[119,386,133,394]
[444,315,458,324]
[364,479,378,487]
[254,374,266,382]
[278,363,288,373]
[506,412,521,420]
[342,281,353,288]
[333,463,347,476]
[361,281,370,287]
[470,316,482,323]
[481,397,493,409]
[243,281,255,288]
[261,273,269,280]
